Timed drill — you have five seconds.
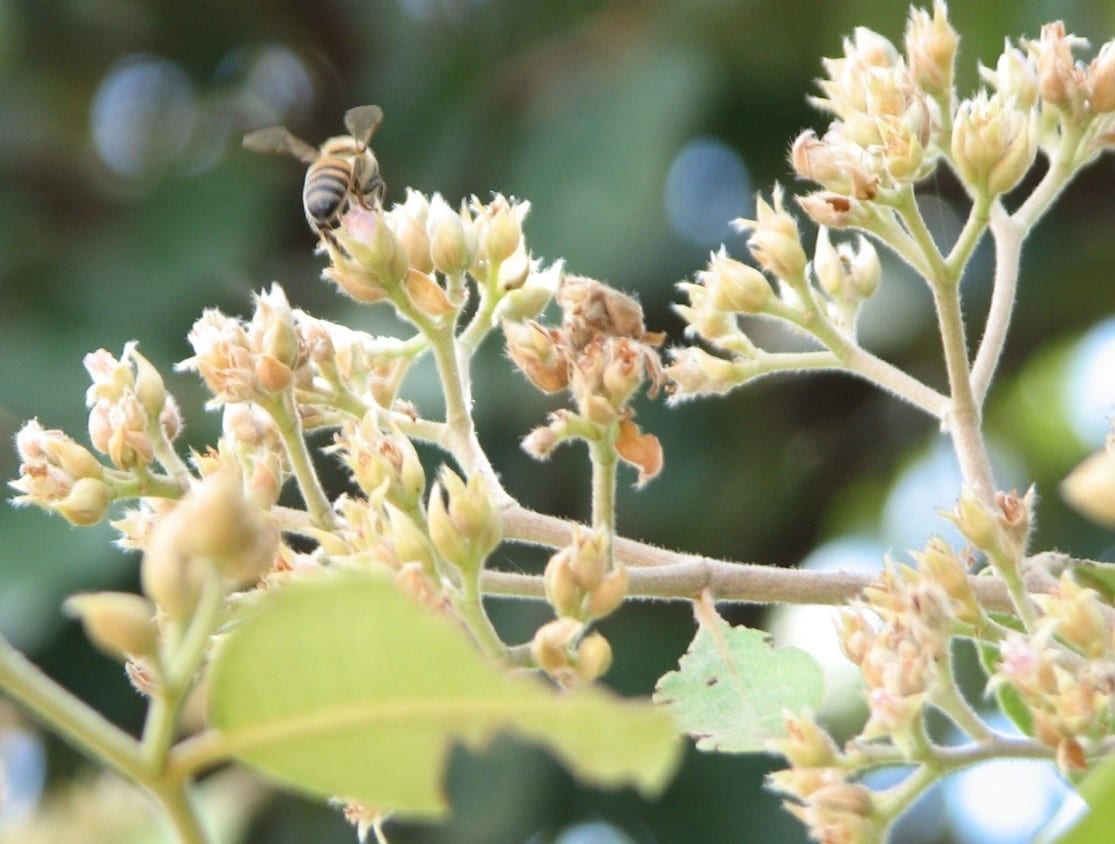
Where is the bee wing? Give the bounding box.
[344,105,384,146]
[242,127,320,163]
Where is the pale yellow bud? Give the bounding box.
[573,632,612,682]
[904,0,958,97]
[56,477,114,526]
[769,713,838,768]
[704,250,772,314]
[481,202,521,265]
[531,618,580,676]
[64,592,158,662]
[254,354,294,394]
[587,565,628,619]
[130,349,167,420]
[385,502,436,573]
[981,42,1038,110]
[734,186,807,282]
[1062,440,1115,527]
[951,90,1037,196]
[429,207,471,276]
[393,211,433,274]
[404,269,455,318]
[544,550,583,618]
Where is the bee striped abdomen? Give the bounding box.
[304,159,354,225]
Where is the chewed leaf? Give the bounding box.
[207,571,682,817]
[653,608,825,753]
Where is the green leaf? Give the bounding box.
[652,611,825,753]
[1048,754,1115,844]
[206,571,682,817]
[1069,561,1115,604]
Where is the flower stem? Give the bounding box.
[265,391,336,530]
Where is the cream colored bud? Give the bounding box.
[904,0,958,97]
[496,283,553,322]
[951,91,1037,196]
[1062,442,1115,527]
[429,209,471,276]
[982,43,1038,110]
[574,632,612,682]
[503,319,569,393]
[850,236,880,299]
[1088,40,1115,113]
[950,488,1003,553]
[64,592,158,661]
[130,349,167,420]
[42,436,104,481]
[56,477,114,526]
[544,550,583,618]
[482,203,521,265]
[385,503,436,573]
[733,186,806,282]
[769,713,839,768]
[587,565,628,619]
[531,618,580,676]
[705,250,772,314]
[141,519,206,620]
[256,284,299,369]
[810,782,874,817]
[394,212,433,274]
[813,227,845,299]
[426,481,469,571]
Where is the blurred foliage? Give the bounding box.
[1,0,1114,841]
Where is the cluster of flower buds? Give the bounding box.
[767,713,879,844]
[509,274,665,485]
[179,284,303,407]
[667,189,881,401]
[327,414,425,512]
[838,550,963,753]
[990,576,1115,772]
[10,342,187,526]
[322,189,551,322]
[294,310,412,416]
[530,617,613,686]
[542,529,628,623]
[426,467,502,577]
[945,486,1033,566]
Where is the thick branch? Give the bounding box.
[495,504,1061,612]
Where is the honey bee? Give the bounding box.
[243,105,386,236]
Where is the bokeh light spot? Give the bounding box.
[664,137,752,247]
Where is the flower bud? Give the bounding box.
[733,185,807,282]
[904,0,958,97]
[703,249,772,314]
[385,502,436,573]
[130,349,167,420]
[1062,440,1115,527]
[544,550,583,618]
[1035,21,1085,113]
[980,43,1039,110]
[404,269,455,318]
[64,592,158,662]
[336,207,409,287]
[392,210,433,274]
[480,201,521,265]
[426,469,502,574]
[769,712,839,768]
[573,632,612,682]
[586,565,628,619]
[531,618,581,676]
[56,477,114,526]
[951,90,1037,197]
[1088,40,1115,113]
[503,320,569,394]
[795,191,872,230]
[429,205,471,276]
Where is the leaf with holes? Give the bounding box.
[205,571,682,817]
[653,610,825,753]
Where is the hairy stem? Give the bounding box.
[266,391,336,530]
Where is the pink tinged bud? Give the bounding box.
[404,269,455,317]
[392,211,433,274]
[503,320,570,393]
[64,592,158,662]
[1088,40,1115,113]
[795,191,871,229]
[254,354,294,394]
[1035,21,1086,112]
[1062,440,1115,527]
[337,207,408,286]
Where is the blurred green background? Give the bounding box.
[1,1,1114,842]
